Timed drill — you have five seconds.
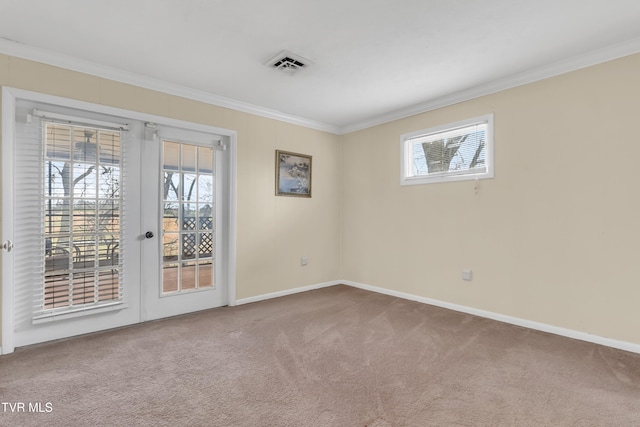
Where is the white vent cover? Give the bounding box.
[265,50,311,73]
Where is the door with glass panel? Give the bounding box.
[7,95,230,351]
[10,107,143,349]
[141,126,226,321]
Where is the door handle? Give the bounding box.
[145,231,154,239]
[2,240,14,252]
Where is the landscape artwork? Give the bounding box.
[275,150,312,197]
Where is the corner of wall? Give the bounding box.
[337,133,346,280]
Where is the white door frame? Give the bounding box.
[141,125,229,320]
[1,87,237,355]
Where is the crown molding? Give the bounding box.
[3,36,640,136]
[339,36,640,134]
[0,38,341,134]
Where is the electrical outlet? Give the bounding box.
[462,269,472,281]
[300,256,308,266]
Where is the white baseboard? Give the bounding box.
[232,279,640,354]
[234,280,341,306]
[342,280,640,355]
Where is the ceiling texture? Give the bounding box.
[1,0,640,134]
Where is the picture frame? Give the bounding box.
[275,150,312,197]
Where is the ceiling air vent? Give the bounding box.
[265,50,311,74]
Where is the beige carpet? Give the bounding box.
[1,285,639,426]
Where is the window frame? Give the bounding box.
[400,113,494,185]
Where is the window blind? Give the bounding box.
[13,117,45,330]
[13,111,129,324]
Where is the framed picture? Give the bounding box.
[275,150,312,197]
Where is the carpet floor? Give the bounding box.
[1,285,640,426]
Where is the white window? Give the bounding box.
[400,114,494,185]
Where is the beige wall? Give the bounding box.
[3,51,640,348]
[0,55,342,341]
[341,53,640,345]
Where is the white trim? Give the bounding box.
[33,302,129,324]
[228,279,640,354]
[1,87,17,354]
[7,87,237,139]
[32,108,129,131]
[340,36,640,134]
[3,37,640,135]
[400,113,494,186]
[341,280,640,355]
[227,133,238,306]
[234,280,340,306]
[0,38,340,135]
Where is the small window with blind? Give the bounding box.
[400,114,494,185]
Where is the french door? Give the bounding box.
[141,125,228,320]
[1,89,235,353]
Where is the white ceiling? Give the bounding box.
[1,0,640,134]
